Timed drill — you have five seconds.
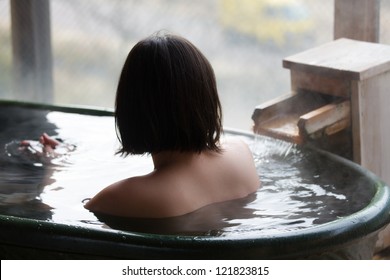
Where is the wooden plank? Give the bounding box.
[252,92,339,144]
[350,80,362,164]
[334,0,380,43]
[10,0,53,103]
[357,71,390,185]
[283,39,390,81]
[291,70,350,98]
[252,93,295,123]
[324,118,350,136]
[298,100,351,136]
[254,113,302,144]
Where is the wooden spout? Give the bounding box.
[252,91,350,145]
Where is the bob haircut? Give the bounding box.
[115,33,223,155]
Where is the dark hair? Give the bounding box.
[115,33,222,155]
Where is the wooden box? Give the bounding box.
[253,38,390,184]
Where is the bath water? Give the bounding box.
[0,106,374,237]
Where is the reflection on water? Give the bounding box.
[0,105,375,237]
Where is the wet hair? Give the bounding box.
[115,33,222,155]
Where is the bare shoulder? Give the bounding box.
[222,137,254,159]
[84,176,156,217]
[219,137,260,191]
[84,175,188,218]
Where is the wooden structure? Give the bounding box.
[10,0,53,103]
[334,0,380,43]
[252,89,352,157]
[253,38,390,185]
[252,30,390,254]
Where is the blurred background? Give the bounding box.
[0,0,389,130]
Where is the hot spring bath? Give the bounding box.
[0,101,389,259]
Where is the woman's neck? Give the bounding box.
[151,151,200,170]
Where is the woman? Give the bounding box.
[84,32,260,218]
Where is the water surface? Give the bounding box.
[0,105,374,237]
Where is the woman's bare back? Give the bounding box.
[85,138,259,218]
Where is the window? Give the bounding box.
[3,1,387,130]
